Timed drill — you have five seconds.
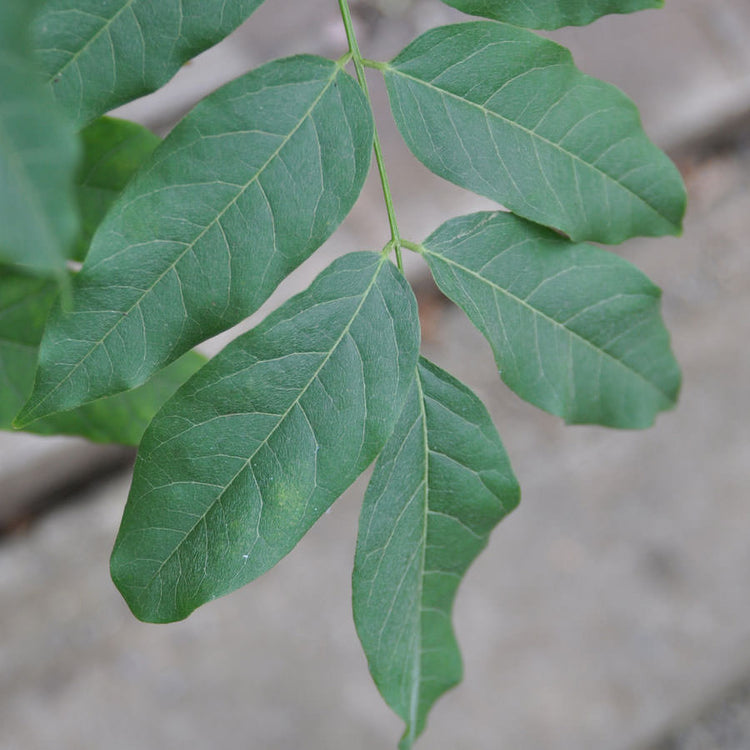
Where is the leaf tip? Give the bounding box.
[11,405,35,430]
[12,390,52,429]
[109,546,175,625]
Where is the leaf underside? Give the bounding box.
[0,266,205,444]
[111,252,420,623]
[16,55,374,427]
[439,0,662,29]
[32,0,268,128]
[422,211,681,427]
[385,21,685,244]
[354,357,519,749]
[0,0,79,275]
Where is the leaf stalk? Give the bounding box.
[337,0,403,272]
[400,239,424,254]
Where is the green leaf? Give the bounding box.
[110,252,420,623]
[439,0,662,29]
[74,117,161,262]
[0,0,40,56]
[421,211,681,428]
[0,271,55,428]
[0,0,79,275]
[384,22,685,244]
[0,266,206,445]
[353,357,519,749]
[16,55,373,428]
[32,0,267,128]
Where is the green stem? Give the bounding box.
[401,239,424,254]
[361,58,387,71]
[337,0,403,272]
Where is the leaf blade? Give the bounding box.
[421,211,681,427]
[0,0,80,275]
[439,0,662,29]
[0,266,205,445]
[16,55,373,427]
[384,22,685,244]
[110,252,420,623]
[353,357,519,748]
[32,0,267,127]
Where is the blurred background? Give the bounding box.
[2,1,749,748]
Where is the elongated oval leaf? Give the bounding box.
[32,0,266,127]
[384,22,685,244]
[421,211,681,427]
[111,252,420,623]
[0,266,205,444]
[16,55,373,428]
[354,357,519,749]
[74,117,161,262]
[439,0,662,29]
[0,0,79,275]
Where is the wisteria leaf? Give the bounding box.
[421,211,681,427]
[0,0,79,275]
[354,357,519,749]
[32,0,267,128]
[439,0,662,29]
[384,22,685,244]
[111,252,420,623]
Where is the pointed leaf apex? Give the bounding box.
[12,405,36,430]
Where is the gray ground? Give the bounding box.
[1,2,749,749]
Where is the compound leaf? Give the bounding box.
[74,117,161,262]
[353,357,519,749]
[0,266,205,444]
[0,0,79,275]
[421,211,680,428]
[439,0,661,29]
[16,55,373,427]
[32,0,267,128]
[111,252,420,623]
[384,22,685,244]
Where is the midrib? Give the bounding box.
[406,372,429,744]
